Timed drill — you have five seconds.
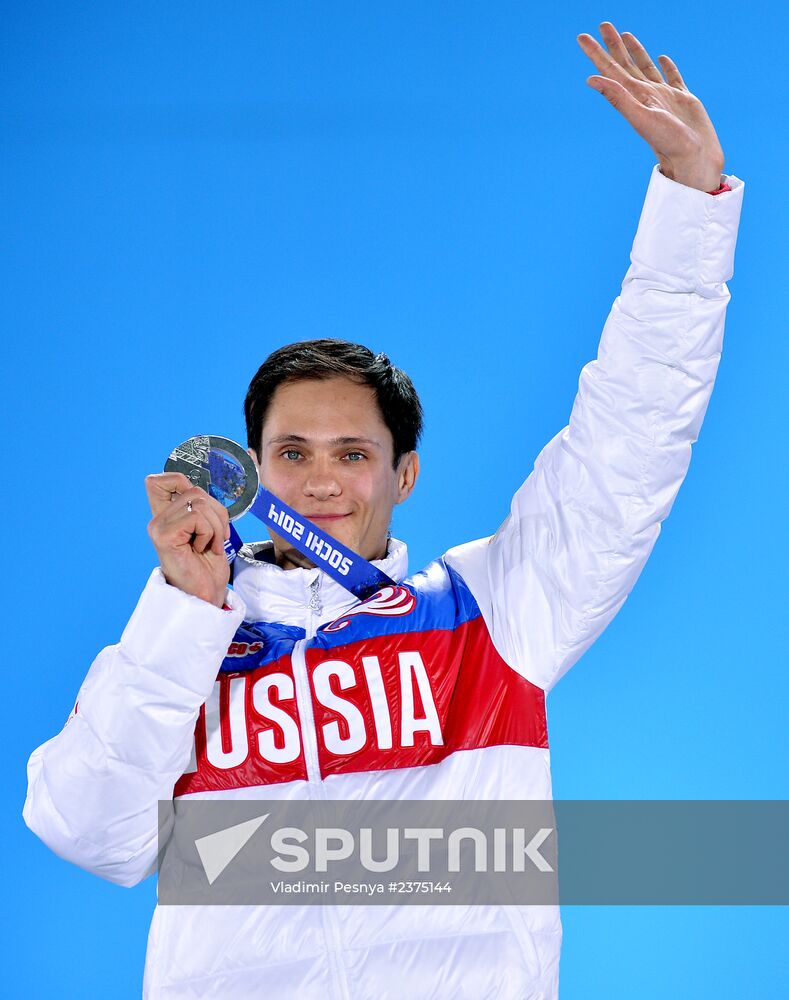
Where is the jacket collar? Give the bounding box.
[232,537,409,627]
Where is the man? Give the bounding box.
[24,23,743,999]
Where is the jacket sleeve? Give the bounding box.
[445,164,745,692]
[22,569,245,887]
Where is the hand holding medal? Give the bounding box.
[146,443,235,607]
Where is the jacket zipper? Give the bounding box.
[291,575,324,786]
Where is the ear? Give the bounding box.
[394,452,419,505]
[247,446,261,467]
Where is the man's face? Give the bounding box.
[249,377,419,569]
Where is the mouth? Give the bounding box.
[305,513,350,522]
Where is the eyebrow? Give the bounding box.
[266,435,382,449]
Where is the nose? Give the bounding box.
[302,459,342,502]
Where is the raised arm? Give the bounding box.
[445,24,744,691]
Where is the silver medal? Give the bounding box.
[164,435,260,521]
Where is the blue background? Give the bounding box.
[2,2,786,997]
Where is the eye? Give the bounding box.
[344,451,366,462]
[281,449,302,461]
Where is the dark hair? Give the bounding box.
[244,339,423,467]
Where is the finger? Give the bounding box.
[176,495,221,555]
[169,491,227,555]
[620,32,665,84]
[145,472,200,517]
[150,487,206,529]
[598,22,646,81]
[148,503,209,554]
[202,502,229,556]
[191,493,229,555]
[185,491,231,546]
[157,487,229,533]
[657,53,688,91]
[577,33,650,99]
[189,510,217,555]
[586,76,656,144]
[212,496,231,542]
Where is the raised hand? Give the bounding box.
[577,22,725,192]
[145,472,231,608]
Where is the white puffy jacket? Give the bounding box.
[24,165,744,999]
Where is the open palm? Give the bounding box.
[578,22,725,192]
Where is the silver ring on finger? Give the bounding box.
[186,499,193,513]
